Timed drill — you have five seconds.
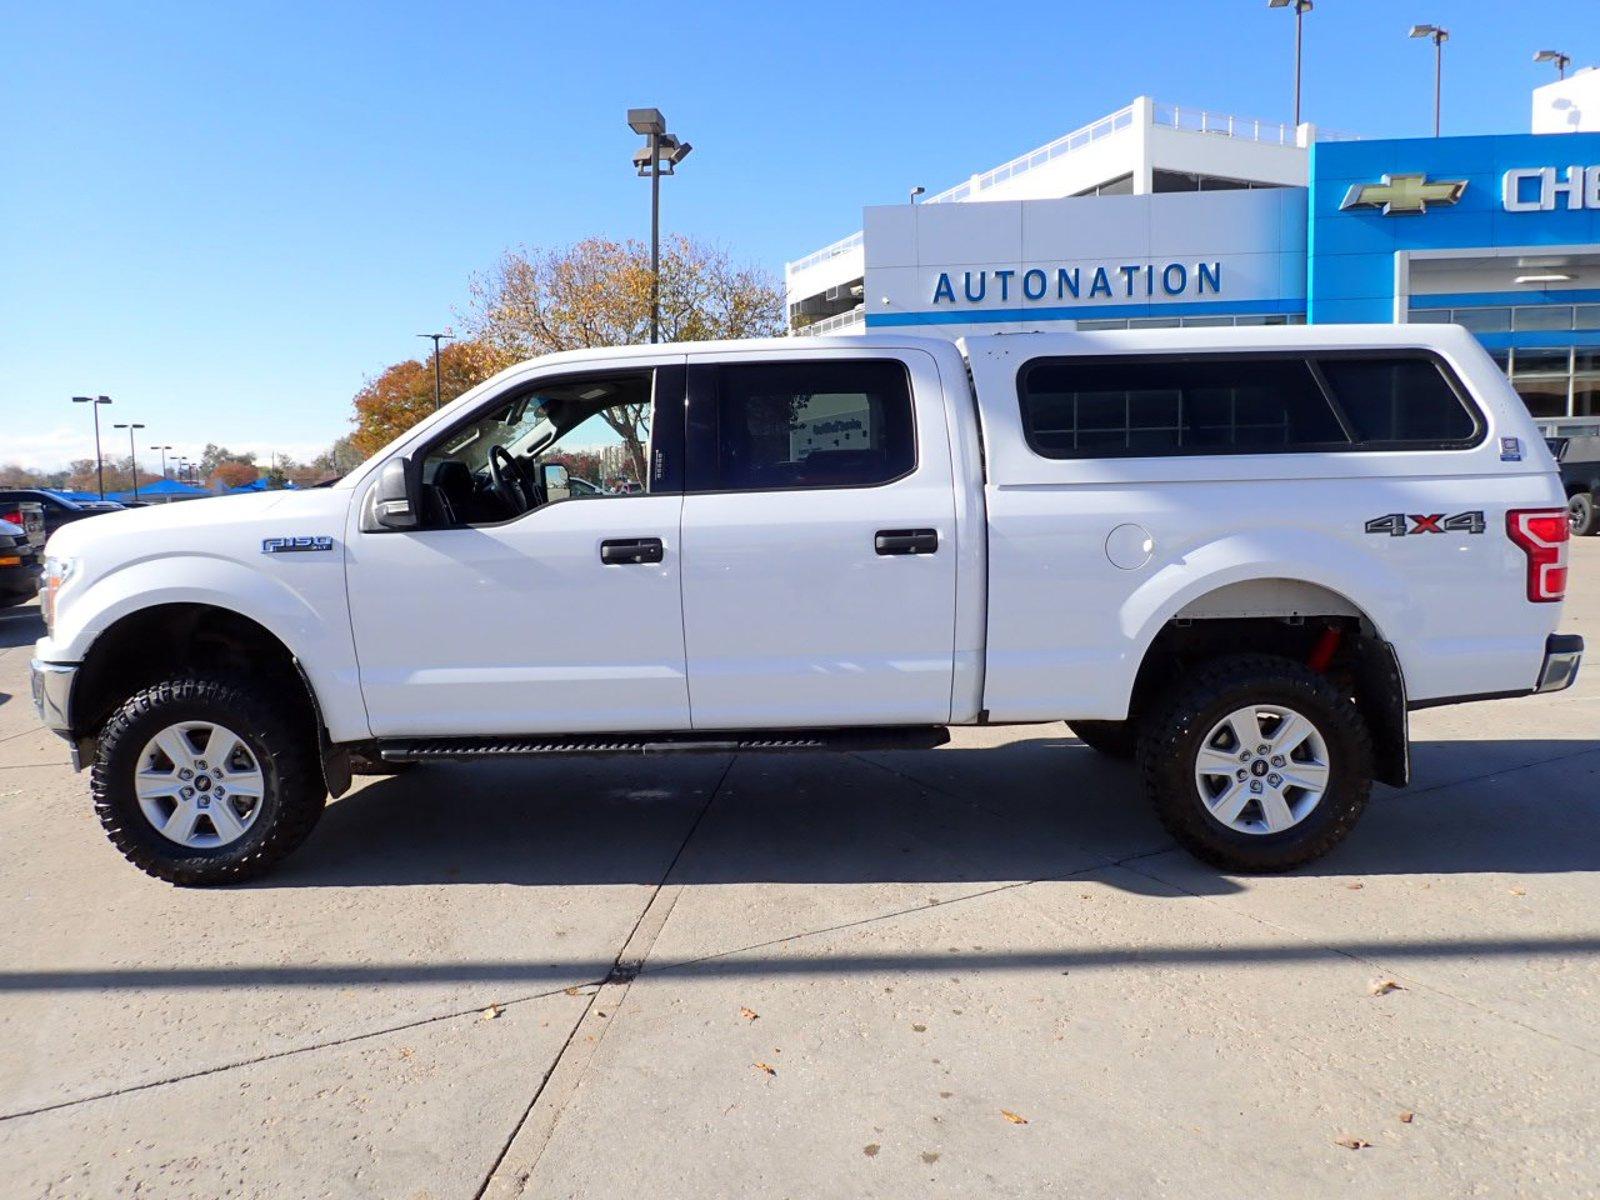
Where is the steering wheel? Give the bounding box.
[489,446,537,515]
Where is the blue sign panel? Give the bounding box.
[1308,132,1600,324]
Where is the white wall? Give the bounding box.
[1533,68,1600,133]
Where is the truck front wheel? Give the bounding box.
[1137,655,1373,872]
[91,674,327,886]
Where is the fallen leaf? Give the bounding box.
[912,1023,928,1033]
[739,1007,760,1021]
[481,1004,503,1020]
[863,1144,880,1158]
[563,987,581,997]
[753,1061,777,1076]
[1334,1134,1370,1150]
[398,1047,415,1060]
[1001,1109,1029,1125]
[1509,887,1527,897]
[1398,1111,1415,1124]
[921,1151,941,1164]
[939,1091,953,1099]
[1346,882,1364,890]
[1368,978,1403,996]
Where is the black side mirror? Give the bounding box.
[368,457,417,530]
[541,461,570,502]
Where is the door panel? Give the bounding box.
[679,350,958,729]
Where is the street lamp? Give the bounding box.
[1533,49,1572,80]
[628,107,693,345]
[71,395,112,499]
[113,422,145,500]
[1268,0,1313,127]
[417,331,453,411]
[909,186,926,204]
[1409,24,1449,137]
[150,444,173,481]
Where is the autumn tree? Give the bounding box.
[350,339,511,458]
[210,460,260,490]
[466,235,784,479]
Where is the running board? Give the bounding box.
[378,725,950,762]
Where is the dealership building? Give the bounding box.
[785,73,1600,428]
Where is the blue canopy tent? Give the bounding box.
[43,488,106,504]
[107,478,211,503]
[227,478,296,494]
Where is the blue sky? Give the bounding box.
[3,0,1593,468]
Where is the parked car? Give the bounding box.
[31,325,1582,885]
[1546,434,1600,536]
[0,517,43,608]
[0,489,123,539]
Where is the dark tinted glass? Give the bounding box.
[1318,357,1477,443]
[1019,357,1347,458]
[708,360,915,490]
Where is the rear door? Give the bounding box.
[679,349,959,728]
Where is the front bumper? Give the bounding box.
[1535,634,1584,694]
[30,659,76,738]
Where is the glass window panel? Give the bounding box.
[1514,378,1570,418]
[1513,348,1573,377]
[1452,307,1512,333]
[1572,375,1600,417]
[1574,305,1600,330]
[1514,306,1576,332]
[1407,309,1452,324]
[1319,357,1478,443]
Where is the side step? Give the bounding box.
[378,725,950,762]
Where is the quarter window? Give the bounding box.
[1316,357,1478,443]
[694,360,916,491]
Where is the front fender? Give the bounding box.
[45,552,368,743]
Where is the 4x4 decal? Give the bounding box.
[1364,511,1485,537]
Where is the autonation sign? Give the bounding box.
[932,261,1223,306]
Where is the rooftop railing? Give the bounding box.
[792,306,866,336]
[785,230,865,278]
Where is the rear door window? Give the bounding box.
[688,359,916,491]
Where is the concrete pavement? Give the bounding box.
[1,545,1597,1197]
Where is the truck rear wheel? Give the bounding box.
[1569,492,1598,537]
[1066,719,1138,759]
[1137,654,1373,872]
[91,674,327,886]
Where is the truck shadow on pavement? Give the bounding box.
[264,733,1600,892]
[0,603,43,650]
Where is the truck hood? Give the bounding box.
[44,488,352,561]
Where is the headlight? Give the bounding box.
[41,557,76,636]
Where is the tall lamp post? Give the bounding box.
[113,422,145,500]
[1533,49,1571,80]
[151,443,173,481]
[71,395,112,499]
[628,108,692,344]
[1409,24,1449,137]
[417,331,453,410]
[1268,0,1313,127]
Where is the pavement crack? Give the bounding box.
[473,754,734,1199]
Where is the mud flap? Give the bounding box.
[1354,639,1409,788]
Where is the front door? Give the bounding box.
[345,360,691,737]
[679,350,959,729]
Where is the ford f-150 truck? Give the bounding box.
[31,326,1584,885]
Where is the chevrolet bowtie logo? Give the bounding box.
[1341,173,1468,215]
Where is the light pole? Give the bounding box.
[71,395,112,499]
[628,108,692,344]
[1268,0,1313,127]
[417,331,453,411]
[909,186,926,204]
[113,422,145,500]
[151,444,173,481]
[1409,24,1449,137]
[1533,49,1571,80]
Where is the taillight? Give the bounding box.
[0,510,19,526]
[1506,508,1569,603]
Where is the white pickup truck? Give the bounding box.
[31,327,1583,885]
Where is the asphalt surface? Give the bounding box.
[1,545,1597,1198]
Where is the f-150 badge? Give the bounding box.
[262,536,334,554]
[1364,512,1485,537]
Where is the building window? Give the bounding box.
[1512,348,1573,419]
[1074,313,1305,331]
[1514,306,1576,332]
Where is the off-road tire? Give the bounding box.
[1066,719,1138,760]
[1136,654,1374,873]
[1569,491,1598,537]
[92,674,327,886]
